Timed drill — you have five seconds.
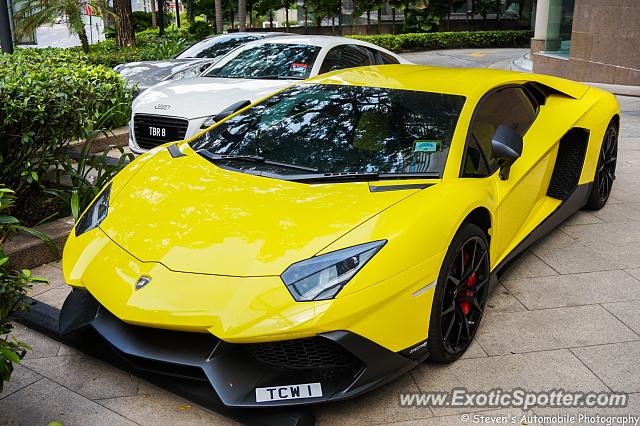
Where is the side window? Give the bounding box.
[379,51,400,64]
[319,45,375,74]
[462,87,537,177]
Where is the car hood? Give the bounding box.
[99,148,418,276]
[117,58,215,90]
[132,77,294,119]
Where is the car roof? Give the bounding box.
[305,65,590,100]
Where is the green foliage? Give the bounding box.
[349,30,534,52]
[0,186,48,393]
[133,11,154,31]
[147,36,190,60]
[47,139,134,221]
[0,49,132,199]
[186,21,215,39]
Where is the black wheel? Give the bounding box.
[586,123,618,210]
[428,223,490,363]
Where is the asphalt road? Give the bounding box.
[401,48,529,69]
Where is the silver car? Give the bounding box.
[114,32,290,95]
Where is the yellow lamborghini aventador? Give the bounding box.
[60,65,620,407]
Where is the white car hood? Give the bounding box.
[132,77,295,119]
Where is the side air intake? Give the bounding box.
[547,128,589,201]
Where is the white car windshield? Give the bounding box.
[176,34,264,59]
[203,43,321,80]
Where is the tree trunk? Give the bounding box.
[366,9,370,34]
[285,6,289,28]
[269,9,273,27]
[229,7,234,29]
[377,8,381,33]
[114,0,136,47]
[239,0,246,30]
[391,7,395,35]
[150,0,158,28]
[175,0,181,27]
[214,0,223,33]
[158,0,165,34]
[304,7,308,32]
[351,0,356,34]
[78,25,90,52]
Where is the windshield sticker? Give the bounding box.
[291,63,308,73]
[414,140,441,153]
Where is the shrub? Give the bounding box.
[0,49,133,199]
[133,11,153,32]
[0,186,48,393]
[349,30,534,52]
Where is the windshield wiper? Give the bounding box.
[197,150,318,173]
[282,172,440,183]
[251,75,302,80]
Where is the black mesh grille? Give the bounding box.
[133,114,189,149]
[547,128,589,200]
[246,337,360,370]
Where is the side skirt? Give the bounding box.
[492,182,592,279]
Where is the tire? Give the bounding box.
[585,123,618,210]
[427,223,490,363]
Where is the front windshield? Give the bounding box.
[176,34,262,59]
[191,84,465,178]
[202,44,320,80]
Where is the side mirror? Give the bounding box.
[491,124,523,180]
[213,99,252,123]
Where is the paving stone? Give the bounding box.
[412,350,607,417]
[316,374,432,425]
[498,251,558,281]
[603,300,640,335]
[589,241,640,269]
[0,365,42,399]
[49,259,63,269]
[99,382,238,426]
[459,339,487,360]
[532,238,621,274]
[593,202,640,223]
[57,344,81,356]
[502,270,640,310]
[562,211,605,226]
[28,257,66,297]
[485,283,527,313]
[0,378,135,426]
[624,267,640,280]
[33,284,72,309]
[23,353,140,400]
[476,305,638,355]
[10,323,62,359]
[572,341,640,393]
[531,229,577,251]
[562,221,640,245]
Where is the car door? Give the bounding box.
[460,86,541,263]
[318,45,376,75]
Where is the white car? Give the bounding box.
[129,35,409,153]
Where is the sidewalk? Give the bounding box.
[1,80,640,426]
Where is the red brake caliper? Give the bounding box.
[460,251,476,316]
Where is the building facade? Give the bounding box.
[531,0,640,85]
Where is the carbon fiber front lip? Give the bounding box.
[59,289,420,407]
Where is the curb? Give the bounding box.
[14,297,315,426]
[4,217,73,270]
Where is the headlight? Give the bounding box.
[165,66,202,82]
[281,240,386,301]
[75,185,111,237]
[200,116,217,129]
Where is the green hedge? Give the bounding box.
[0,49,132,197]
[349,30,533,52]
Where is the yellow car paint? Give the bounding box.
[63,65,620,354]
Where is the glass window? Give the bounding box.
[319,45,375,74]
[191,84,466,178]
[379,51,400,64]
[177,34,263,59]
[462,87,536,177]
[544,0,575,57]
[203,44,321,80]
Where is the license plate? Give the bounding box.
[144,124,180,140]
[255,382,322,402]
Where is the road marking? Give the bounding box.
[468,52,488,57]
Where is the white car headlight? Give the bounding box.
[75,185,111,237]
[281,241,386,302]
[165,65,203,82]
